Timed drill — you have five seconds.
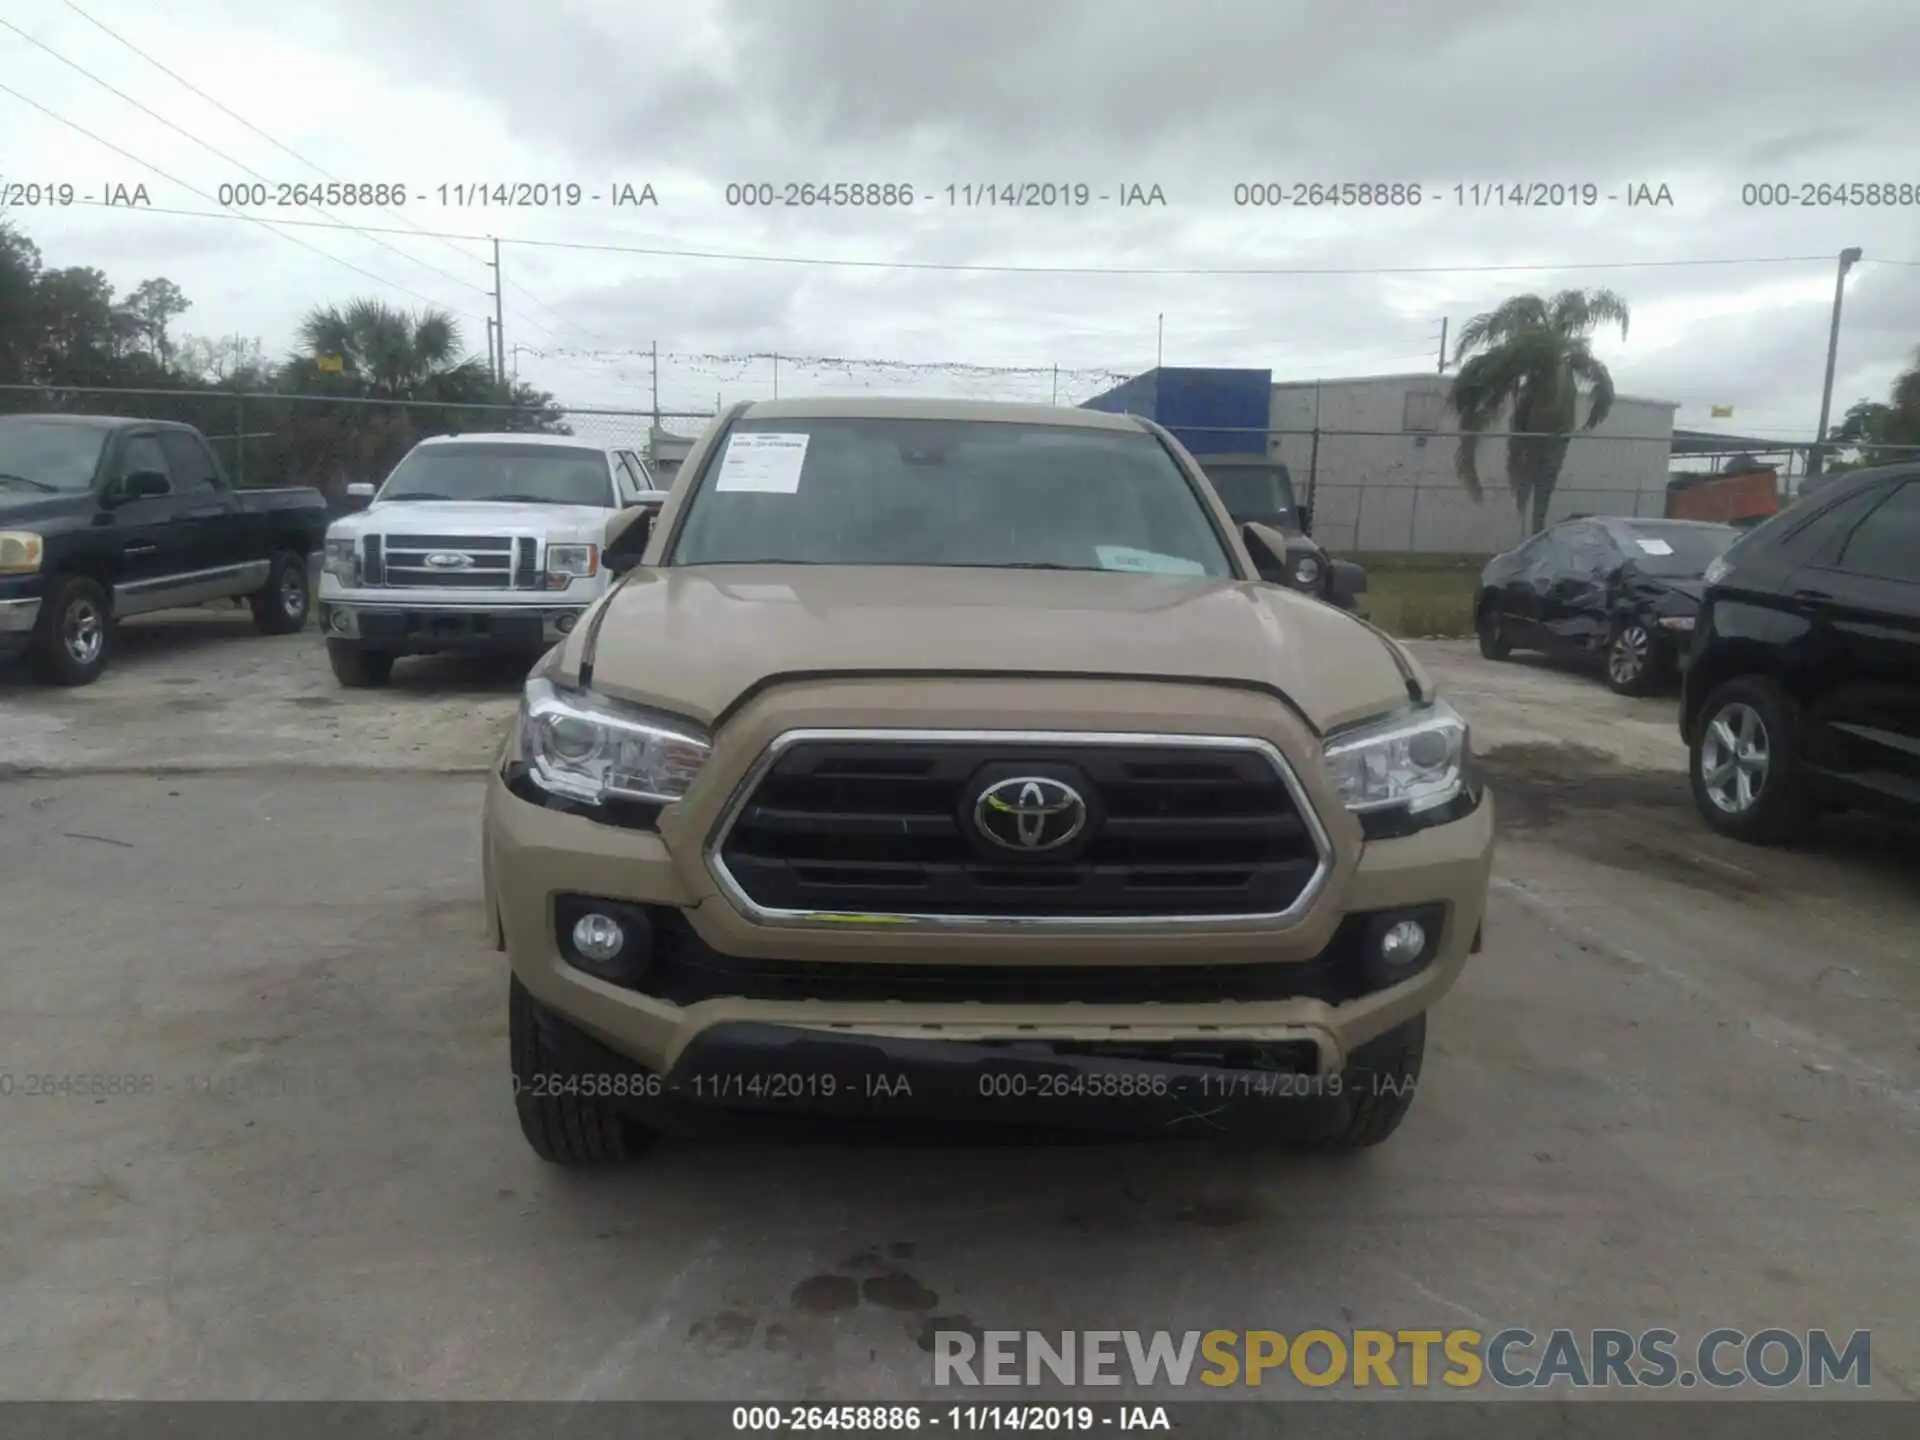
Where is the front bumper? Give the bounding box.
[319,599,586,654]
[484,705,1496,1116]
[0,594,41,658]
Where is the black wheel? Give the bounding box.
[509,976,652,1166]
[1603,620,1668,696]
[252,551,312,634]
[1477,604,1512,661]
[1688,676,1815,844]
[30,574,113,686]
[1307,1014,1427,1151]
[327,639,394,687]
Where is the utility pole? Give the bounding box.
[1156,314,1164,369]
[485,318,497,384]
[1807,246,1863,479]
[1437,317,1449,374]
[650,340,660,434]
[1052,364,1059,405]
[489,237,506,388]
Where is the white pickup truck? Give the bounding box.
[317,432,666,687]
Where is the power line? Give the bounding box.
[48,0,564,340]
[46,199,1912,277]
[0,15,498,307]
[0,80,496,326]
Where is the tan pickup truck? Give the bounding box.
[482,397,1494,1163]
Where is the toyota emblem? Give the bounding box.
[972,776,1087,853]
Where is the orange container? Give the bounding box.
[1668,470,1779,523]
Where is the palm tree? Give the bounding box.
[1828,346,1920,469]
[1449,289,1631,535]
[294,298,490,399]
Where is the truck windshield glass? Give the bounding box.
[380,443,613,506]
[1618,522,1740,577]
[1204,465,1297,521]
[671,418,1234,576]
[0,420,109,493]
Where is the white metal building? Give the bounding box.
[1266,374,1678,554]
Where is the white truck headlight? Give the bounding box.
[518,676,710,805]
[0,531,45,574]
[546,543,599,588]
[1322,699,1468,816]
[323,536,358,584]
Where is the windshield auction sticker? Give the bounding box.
[715,432,810,493]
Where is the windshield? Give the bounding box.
[669,417,1236,577]
[0,420,109,494]
[1618,522,1741,577]
[1204,464,1298,521]
[379,443,613,506]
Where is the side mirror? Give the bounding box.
[345,482,377,501]
[1242,521,1293,585]
[603,505,655,576]
[1298,502,1314,534]
[119,469,170,501]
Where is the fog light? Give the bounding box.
[1379,919,1427,966]
[570,912,625,964]
[555,612,576,633]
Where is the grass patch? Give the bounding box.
[1339,553,1487,639]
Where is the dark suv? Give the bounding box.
[1680,463,1920,842]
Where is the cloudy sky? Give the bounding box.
[5,0,1918,442]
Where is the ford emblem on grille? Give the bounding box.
[972,776,1087,853]
[424,552,473,569]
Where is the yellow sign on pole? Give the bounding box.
[315,354,345,374]
[1710,404,1734,418]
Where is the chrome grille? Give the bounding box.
[710,731,1333,924]
[367,534,525,590]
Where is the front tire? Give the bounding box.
[252,551,312,635]
[1477,605,1512,661]
[1308,1014,1427,1151]
[327,639,394,687]
[31,574,113,686]
[1689,676,1815,844]
[1603,620,1667,696]
[509,976,651,1166]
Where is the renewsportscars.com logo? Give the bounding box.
[931,1328,1872,1390]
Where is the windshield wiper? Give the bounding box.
[0,472,59,492]
[383,492,451,501]
[473,493,566,504]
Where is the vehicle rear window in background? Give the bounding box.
[1618,522,1739,577]
[0,420,110,494]
[670,418,1236,577]
[1204,465,1297,521]
[381,444,614,507]
[1834,481,1920,582]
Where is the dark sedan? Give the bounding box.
[1475,516,1742,695]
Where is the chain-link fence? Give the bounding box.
[0,382,714,507]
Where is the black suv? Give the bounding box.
[1680,463,1920,842]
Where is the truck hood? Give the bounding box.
[0,491,93,526]
[328,500,615,542]
[578,565,1419,734]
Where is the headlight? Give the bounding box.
[323,536,358,584]
[546,543,599,588]
[1291,554,1323,588]
[518,676,710,806]
[1703,554,1731,585]
[1322,699,1469,816]
[0,531,45,574]
[1656,614,1695,632]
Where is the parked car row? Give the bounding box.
[1475,469,1920,843]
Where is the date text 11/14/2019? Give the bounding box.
[731,1404,1171,1431]
[1230,182,1676,208]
